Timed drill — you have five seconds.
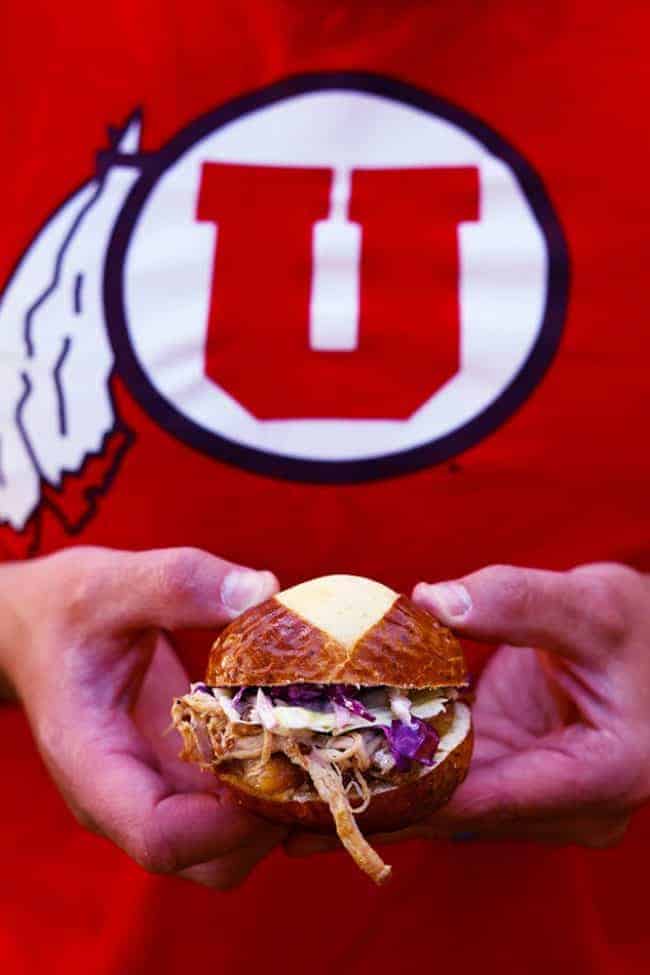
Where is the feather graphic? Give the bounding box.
[0,115,142,531]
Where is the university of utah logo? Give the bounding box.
[0,73,568,548]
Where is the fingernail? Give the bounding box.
[423,582,472,620]
[221,570,278,617]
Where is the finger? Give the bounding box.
[61,547,279,632]
[413,564,627,664]
[371,812,630,849]
[179,827,286,890]
[450,812,630,849]
[38,708,273,874]
[287,810,630,858]
[284,833,340,857]
[432,728,621,829]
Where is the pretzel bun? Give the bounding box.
[209,574,466,688]
[208,575,472,832]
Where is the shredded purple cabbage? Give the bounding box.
[229,683,377,721]
[232,687,248,712]
[382,717,440,772]
[331,686,375,721]
[284,684,375,721]
[270,683,330,710]
[194,684,214,697]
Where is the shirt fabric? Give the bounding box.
[1,2,650,973]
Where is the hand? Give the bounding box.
[0,546,283,889]
[287,562,649,856]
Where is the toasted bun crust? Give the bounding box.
[219,717,473,833]
[208,574,466,689]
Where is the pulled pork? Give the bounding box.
[171,684,456,884]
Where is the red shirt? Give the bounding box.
[1,2,649,972]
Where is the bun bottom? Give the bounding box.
[219,716,473,835]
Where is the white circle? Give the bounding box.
[123,89,548,462]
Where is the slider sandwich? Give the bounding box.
[172,575,472,883]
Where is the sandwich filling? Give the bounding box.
[172,683,469,884]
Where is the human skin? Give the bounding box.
[287,563,650,856]
[0,546,286,890]
[3,553,648,882]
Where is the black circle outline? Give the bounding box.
[105,72,570,484]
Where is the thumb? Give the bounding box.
[59,546,279,632]
[413,564,618,664]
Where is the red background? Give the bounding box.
[1,1,649,972]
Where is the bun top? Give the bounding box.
[207,575,467,688]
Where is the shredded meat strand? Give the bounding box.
[170,698,221,767]
[346,766,371,812]
[279,739,390,884]
[261,727,273,765]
